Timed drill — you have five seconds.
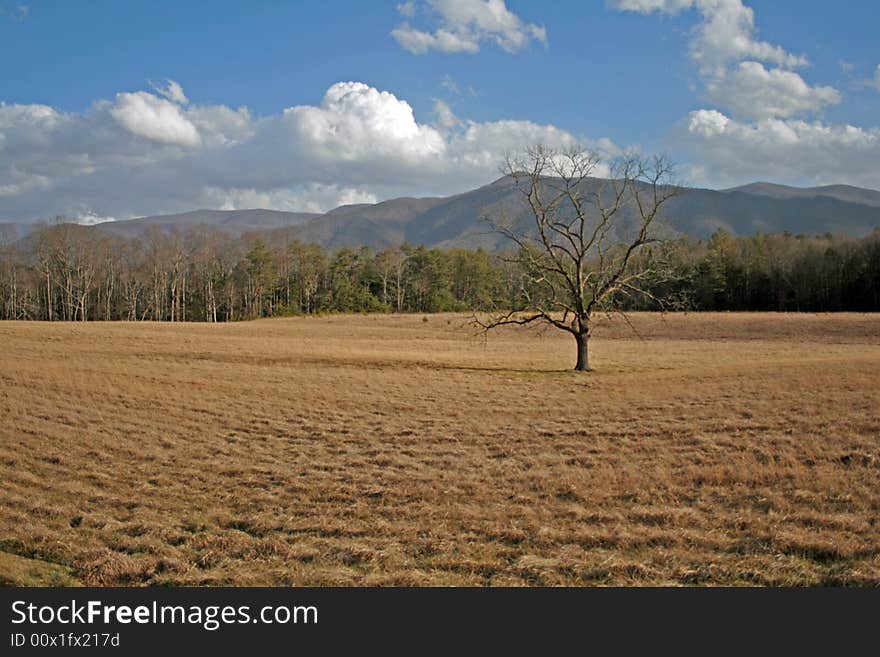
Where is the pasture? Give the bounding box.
[1,312,879,586]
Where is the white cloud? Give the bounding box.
[610,0,862,182]
[0,102,60,130]
[686,108,729,137]
[392,0,546,55]
[200,184,379,214]
[392,25,480,54]
[284,81,447,163]
[187,104,253,146]
[110,91,201,147]
[680,109,880,188]
[687,0,806,73]
[432,99,460,129]
[609,0,805,73]
[151,79,189,105]
[706,61,840,120]
[449,118,578,168]
[75,210,117,225]
[0,81,594,222]
[609,0,838,122]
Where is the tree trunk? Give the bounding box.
[46,269,52,321]
[574,331,591,372]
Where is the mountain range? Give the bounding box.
[3,178,879,250]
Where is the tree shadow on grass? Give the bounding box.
[426,363,579,375]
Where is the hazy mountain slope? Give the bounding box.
[295,196,451,249]
[100,209,321,237]
[725,182,880,208]
[292,215,405,250]
[664,188,880,237]
[403,178,522,248]
[326,197,447,222]
[396,178,880,248]
[0,222,37,243]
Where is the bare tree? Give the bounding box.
[375,245,410,311]
[0,227,23,320]
[478,144,679,371]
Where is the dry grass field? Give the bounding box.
[1,312,879,586]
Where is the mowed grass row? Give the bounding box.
[1,313,879,586]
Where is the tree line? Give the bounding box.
[661,228,880,313]
[0,222,878,321]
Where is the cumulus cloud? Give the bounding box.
[680,109,880,188]
[392,0,546,55]
[187,105,253,147]
[706,61,840,120]
[686,108,729,138]
[0,80,595,222]
[0,102,60,130]
[284,81,447,163]
[110,91,201,147]
[609,0,805,73]
[609,1,837,122]
[608,0,875,188]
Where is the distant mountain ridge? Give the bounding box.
[723,182,880,208]
[2,178,878,249]
[100,208,322,236]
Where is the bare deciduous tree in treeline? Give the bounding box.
[478,144,679,371]
[375,245,410,311]
[33,219,102,321]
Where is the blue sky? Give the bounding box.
[1,0,879,221]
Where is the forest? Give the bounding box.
[1,222,879,321]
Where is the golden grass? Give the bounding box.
[1,312,878,586]
[0,552,80,587]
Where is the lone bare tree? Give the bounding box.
[479,144,679,371]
